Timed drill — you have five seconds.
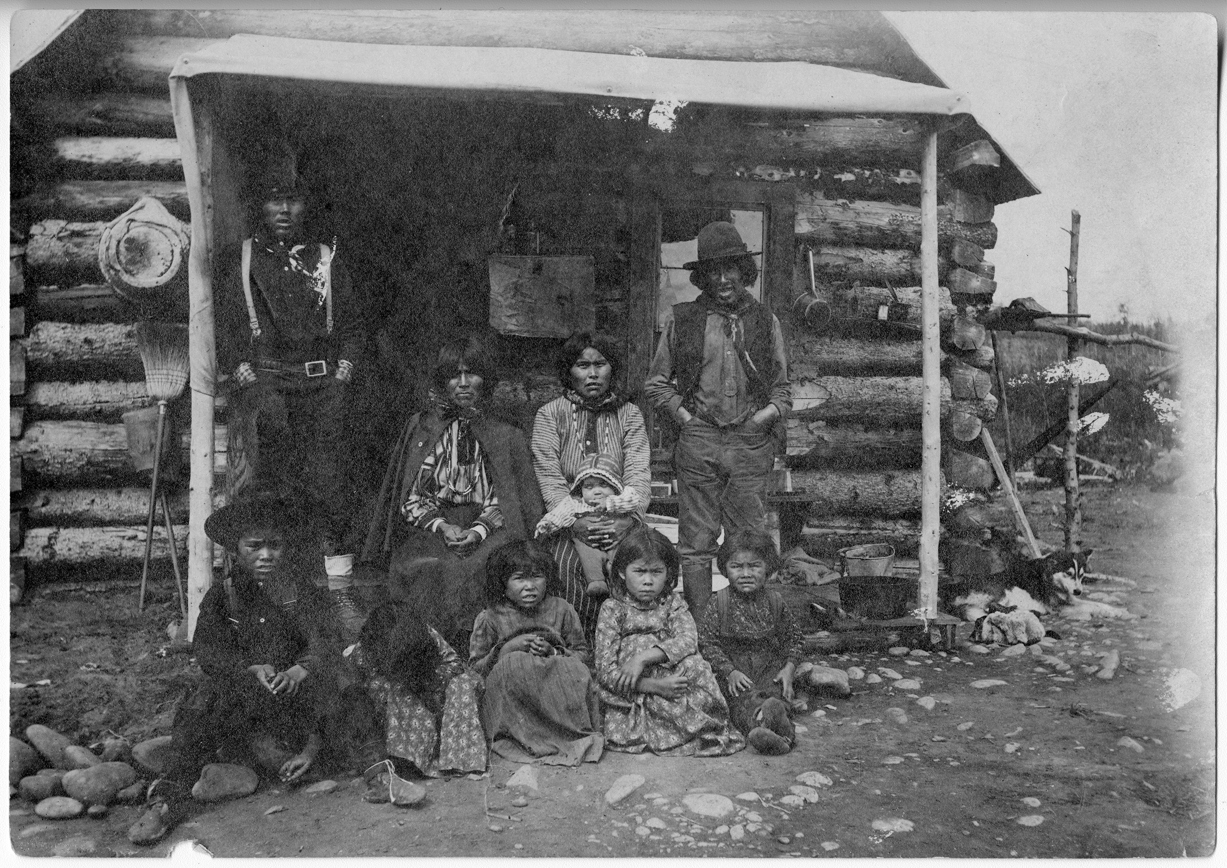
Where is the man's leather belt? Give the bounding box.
[257,358,331,378]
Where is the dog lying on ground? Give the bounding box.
[940,549,1093,643]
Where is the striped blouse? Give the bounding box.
[530,397,652,517]
[401,418,503,540]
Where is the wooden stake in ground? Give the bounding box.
[1064,211,1082,552]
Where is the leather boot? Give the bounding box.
[681,562,713,616]
[325,554,366,643]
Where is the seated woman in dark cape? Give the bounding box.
[361,336,543,648]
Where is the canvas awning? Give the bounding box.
[169,35,971,116]
[169,36,950,637]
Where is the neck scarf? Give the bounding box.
[563,388,622,457]
[695,290,760,378]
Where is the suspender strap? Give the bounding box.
[241,238,262,338]
[241,239,335,337]
[320,242,333,335]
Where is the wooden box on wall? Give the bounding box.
[488,255,595,339]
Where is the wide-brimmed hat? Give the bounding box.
[682,221,762,270]
[204,490,302,550]
[570,453,624,497]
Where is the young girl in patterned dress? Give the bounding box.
[348,603,487,801]
[594,526,744,756]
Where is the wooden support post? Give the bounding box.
[990,330,1016,488]
[1064,211,1082,551]
[171,78,217,640]
[918,125,941,616]
[980,427,1043,558]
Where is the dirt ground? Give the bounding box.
[8,481,1216,858]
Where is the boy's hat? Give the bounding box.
[204,490,302,550]
[570,453,624,496]
[682,221,762,270]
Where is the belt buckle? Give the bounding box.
[304,360,328,378]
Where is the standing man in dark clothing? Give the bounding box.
[645,221,792,616]
[215,163,372,638]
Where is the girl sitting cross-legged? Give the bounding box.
[344,602,487,804]
[594,526,744,757]
[697,530,803,755]
[469,539,604,766]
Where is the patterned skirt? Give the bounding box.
[367,672,487,777]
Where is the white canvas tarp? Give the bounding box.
[169,35,970,116]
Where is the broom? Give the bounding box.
[134,321,190,614]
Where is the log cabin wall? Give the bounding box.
[10,9,1027,589]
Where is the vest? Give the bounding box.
[672,300,777,413]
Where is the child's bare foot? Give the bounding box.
[585,580,610,599]
[639,674,688,698]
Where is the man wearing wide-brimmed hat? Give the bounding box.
[645,221,791,615]
[216,146,372,639]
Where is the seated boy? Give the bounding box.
[535,453,642,598]
[128,491,343,845]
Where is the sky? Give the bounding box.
[885,11,1218,325]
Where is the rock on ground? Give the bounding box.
[10,738,45,785]
[681,793,735,818]
[192,763,259,803]
[34,796,85,820]
[131,736,174,777]
[25,725,74,769]
[604,774,646,805]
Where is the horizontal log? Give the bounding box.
[788,334,922,377]
[111,10,922,68]
[828,285,954,328]
[10,247,25,296]
[11,343,27,396]
[947,267,997,298]
[946,449,995,490]
[793,469,931,518]
[784,421,921,469]
[17,180,190,221]
[18,524,187,566]
[799,517,921,558]
[811,167,922,205]
[11,455,21,492]
[660,116,928,170]
[25,93,176,136]
[11,407,24,439]
[24,381,149,422]
[14,420,225,486]
[52,137,184,181]
[99,36,218,93]
[799,246,950,286]
[23,322,143,380]
[11,307,26,337]
[18,487,189,527]
[29,285,135,324]
[792,376,998,424]
[946,189,994,224]
[12,511,23,552]
[947,343,995,370]
[25,220,105,285]
[946,358,994,400]
[796,194,997,250]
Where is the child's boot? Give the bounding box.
[325,553,366,643]
[127,779,193,845]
